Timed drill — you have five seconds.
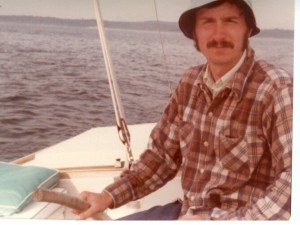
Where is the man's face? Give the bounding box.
[194,2,251,68]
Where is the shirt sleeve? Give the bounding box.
[215,83,293,220]
[104,83,183,208]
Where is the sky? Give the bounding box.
[0,0,295,30]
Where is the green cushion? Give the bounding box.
[0,162,59,216]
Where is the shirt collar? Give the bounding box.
[198,47,255,100]
[230,48,256,99]
[203,50,246,90]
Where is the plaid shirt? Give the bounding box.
[105,47,293,220]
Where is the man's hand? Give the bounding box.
[72,191,113,220]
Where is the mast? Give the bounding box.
[93,0,134,168]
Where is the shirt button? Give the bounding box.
[208,112,213,117]
[190,196,195,201]
[204,141,209,147]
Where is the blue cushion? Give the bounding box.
[0,162,59,216]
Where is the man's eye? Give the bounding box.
[226,18,238,23]
[203,19,214,24]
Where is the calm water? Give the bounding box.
[0,21,294,161]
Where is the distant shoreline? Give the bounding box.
[0,15,294,39]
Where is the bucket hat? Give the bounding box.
[179,0,260,39]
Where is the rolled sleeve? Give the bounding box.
[104,177,134,209]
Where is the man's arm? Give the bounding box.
[102,80,186,209]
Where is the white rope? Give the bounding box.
[93,0,134,167]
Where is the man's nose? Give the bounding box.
[212,22,226,40]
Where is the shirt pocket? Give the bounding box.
[218,129,250,173]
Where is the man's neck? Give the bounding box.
[209,65,233,81]
[208,51,246,81]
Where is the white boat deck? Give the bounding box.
[17,123,182,220]
[25,123,155,169]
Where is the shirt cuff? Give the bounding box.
[104,177,134,209]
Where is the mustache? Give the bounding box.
[207,40,234,49]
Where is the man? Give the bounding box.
[73,0,292,220]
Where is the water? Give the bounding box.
[0,20,294,162]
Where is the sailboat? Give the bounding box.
[2,0,183,220]
[1,0,297,222]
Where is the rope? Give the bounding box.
[93,0,134,168]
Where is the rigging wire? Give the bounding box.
[153,0,173,97]
[93,0,134,168]
[92,0,173,168]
